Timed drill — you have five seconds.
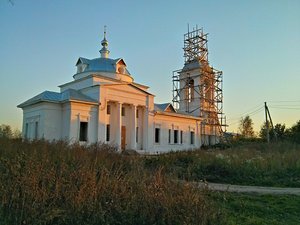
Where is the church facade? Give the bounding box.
[18,30,222,154]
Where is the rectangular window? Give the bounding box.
[136,127,138,143]
[35,121,38,139]
[155,128,160,143]
[107,105,111,115]
[79,122,88,142]
[180,130,183,144]
[136,109,139,118]
[174,130,178,144]
[190,131,195,145]
[25,123,28,139]
[168,129,171,144]
[106,124,110,142]
[121,107,125,116]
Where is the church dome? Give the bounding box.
[74,57,133,82]
[74,29,133,83]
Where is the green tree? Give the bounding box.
[274,123,286,140]
[259,122,270,140]
[259,122,286,141]
[0,124,21,139]
[286,120,300,143]
[238,115,255,138]
[0,124,13,139]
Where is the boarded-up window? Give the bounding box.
[79,122,88,142]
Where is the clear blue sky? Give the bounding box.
[0,0,299,133]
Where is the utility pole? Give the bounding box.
[265,102,270,143]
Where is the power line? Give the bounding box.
[269,106,300,110]
[227,103,263,121]
[227,106,264,123]
[227,107,264,126]
[269,100,300,103]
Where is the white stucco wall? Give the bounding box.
[22,102,62,140]
[149,113,201,154]
[68,102,98,143]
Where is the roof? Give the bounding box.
[154,103,202,120]
[182,59,202,72]
[76,57,131,75]
[17,89,98,108]
[154,103,176,112]
[155,110,202,121]
[129,83,154,96]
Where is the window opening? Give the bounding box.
[155,128,160,143]
[79,122,88,142]
[174,130,178,144]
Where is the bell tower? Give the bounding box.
[172,26,225,144]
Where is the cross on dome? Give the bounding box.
[100,25,110,58]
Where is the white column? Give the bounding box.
[130,104,137,150]
[115,102,122,150]
[97,95,106,143]
[142,106,148,150]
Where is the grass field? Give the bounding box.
[143,142,300,187]
[211,192,300,225]
[0,138,299,224]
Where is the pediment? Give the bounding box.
[165,104,176,112]
[105,83,153,96]
[76,57,89,66]
[115,58,127,66]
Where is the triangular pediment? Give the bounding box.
[76,57,89,66]
[115,58,127,66]
[104,83,153,96]
[154,103,176,112]
[165,104,176,113]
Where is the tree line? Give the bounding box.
[238,116,300,143]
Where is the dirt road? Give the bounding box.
[195,182,300,196]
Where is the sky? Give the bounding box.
[0,0,299,133]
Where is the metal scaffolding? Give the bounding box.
[172,27,225,143]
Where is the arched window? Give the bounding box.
[185,79,194,102]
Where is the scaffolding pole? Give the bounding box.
[172,27,226,142]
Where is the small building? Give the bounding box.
[18,28,224,154]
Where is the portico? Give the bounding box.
[104,99,148,151]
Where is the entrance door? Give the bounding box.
[121,126,126,150]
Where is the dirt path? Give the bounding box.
[194,182,300,196]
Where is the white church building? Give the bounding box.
[18,28,223,154]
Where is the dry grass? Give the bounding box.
[0,138,216,225]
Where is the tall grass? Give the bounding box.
[143,142,300,187]
[0,138,215,225]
